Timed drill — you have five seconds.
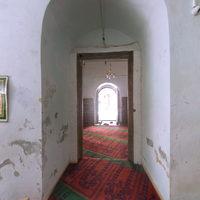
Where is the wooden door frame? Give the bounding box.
[77,51,134,161]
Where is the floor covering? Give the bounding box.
[49,126,160,200]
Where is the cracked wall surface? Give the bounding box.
[41,3,72,199]
[0,1,49,199]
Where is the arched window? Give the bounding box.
[96,83,119,125]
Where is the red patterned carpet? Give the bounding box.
[83,126,128,160]
[49,126,161,200]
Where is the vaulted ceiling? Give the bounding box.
[45,0,168,45]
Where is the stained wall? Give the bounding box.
[0,0,49,199]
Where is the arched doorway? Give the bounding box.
[96,83,119,125]
[41,1,170,199]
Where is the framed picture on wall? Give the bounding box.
[0,76,8,122]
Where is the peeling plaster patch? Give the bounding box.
[0,159,20,178]
[55,112,58,119]
[158,146,168,164]
[0,159,15,169]
[10,140,41,156]
[19,156,25,167]
[19,156,23,163]
[18,119,35,131]
[0,174,3,180]
[154,150,169,178]
[50,169,58,178]
[43,82,57,108]
[183,96,190,105]
[57,124,68,144]
[146,137,153,147]
[24,119,35,130]
[22,196,30,200]
[42,154,48,171]
[36,182,41,193]
[43,130,48,147]
[54,169,58,176]
[43,116,51,127]
[44,155,48,164]
[14,171,20,177]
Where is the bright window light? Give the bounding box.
[98,88,118,121]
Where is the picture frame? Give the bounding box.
[0,76,8,122]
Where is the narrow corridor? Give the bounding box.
[49,126,160,200]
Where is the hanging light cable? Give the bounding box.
[99,0,106,47]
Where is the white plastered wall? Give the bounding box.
[166,0,200,199]
[41,2,73,199]
[0,1,49,200]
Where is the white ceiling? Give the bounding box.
[46,0,168,44]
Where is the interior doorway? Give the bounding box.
[77,51,134,161]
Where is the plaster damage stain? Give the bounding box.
[146,137,153,147]
[154,150,169,178]
[43,155,48,164]
[19,156,23,163]
[10,140,41,156]
[43,81,57,108]
[43,116,51,127]
[0,159,15,169]
[14,171,20,177]
[23,118,35,130]
[43,130,48,148]
[57,124,68,144]
[158,146,168,164]
[50,169,58,178]
[19,156,25,167]
[42,154,48,171]
[0,159,20,178]
[55,112,58,119]
[18,119,35,131]
[54,169,58,176]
